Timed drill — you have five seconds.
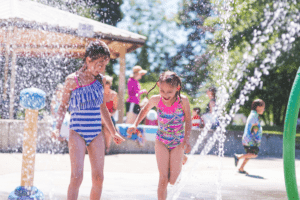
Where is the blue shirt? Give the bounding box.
[242,110,262,147]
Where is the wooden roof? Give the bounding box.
[0,0,146,59]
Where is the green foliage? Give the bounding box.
[90,0,123,26]
[203,0,300,125]
[118,0,213,95]
[174,0,213,95]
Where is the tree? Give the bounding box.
[204,0,300,125]
[175,0,214,95]
[117,0,190,83]
[90,0,123,26]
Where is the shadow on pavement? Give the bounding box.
[246,174,265,179]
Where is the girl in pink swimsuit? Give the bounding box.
[127,71,192,200]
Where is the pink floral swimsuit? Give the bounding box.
[156,97,185,149]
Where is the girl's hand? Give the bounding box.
[51,129,66,141]
[113,132,125,145]
[127,125,137,138]
[51,129,59,139]
[136,129,143,138]
[184,141,192,154]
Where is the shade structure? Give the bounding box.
[0,0,146,58]
[0,0,146,121]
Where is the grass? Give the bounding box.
[226,125,300,136]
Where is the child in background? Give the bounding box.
[192,107,205,129]
[145,109,158,126]
[127,71,192,200]
[51,40,124,199]
[234,99,265,174]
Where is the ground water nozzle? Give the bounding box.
[8,88,46,200]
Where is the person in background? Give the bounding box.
[145,109,158,126]
[103,75,118,154]
[203,87,219,129]
[192,107,205,129]
[206,87,216,114]
[51,83,70,142]
[234,99,265,174]
[126,65,147,124]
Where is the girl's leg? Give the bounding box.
[169,142,185,185]
[87,132,105,200]
[238,153,257,160]
[238,153,257,172]
[68,130,86,200]
[103,125,112,153]
[155,140,170,200]
[182,154,188,165]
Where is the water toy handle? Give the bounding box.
[283,67,300,200]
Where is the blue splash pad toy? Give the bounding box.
[117,124,144,140]
[8,186,44,200]
[20,88,46,110]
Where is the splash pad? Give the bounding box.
[0,0,300,199]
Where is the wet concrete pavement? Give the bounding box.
[1,153,300,200]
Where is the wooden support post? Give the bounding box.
[21,109,39,187]
[9,50,17,119]
[3,27,12,100]
[9,27,17,119]
[117,45,126,123]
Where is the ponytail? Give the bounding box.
[146,82,158,99]
[94,74,104,86]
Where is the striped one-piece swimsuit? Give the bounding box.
[156,97,185,149]
[69,75,104,146]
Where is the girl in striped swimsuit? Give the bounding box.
[127,71,192,200]
[52,40,124,200]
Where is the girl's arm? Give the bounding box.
[50,97,56,117]
[101,76,115,134]
[242,115,257,146]
[127,95,160,135]
[101,77,124,143]
[100,104,121,138]
[254,124,262,146]
[52,76,74,139]
[181,96,192,153]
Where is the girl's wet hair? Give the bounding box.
[82,40,110,86]
[83,40,110,62]
[251,99,265,111]
[193,107,201,115]
[147,71,182,99]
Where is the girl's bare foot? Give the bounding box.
[105,148,110,154]
[182,154,188,165]
[57,136,66,142]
